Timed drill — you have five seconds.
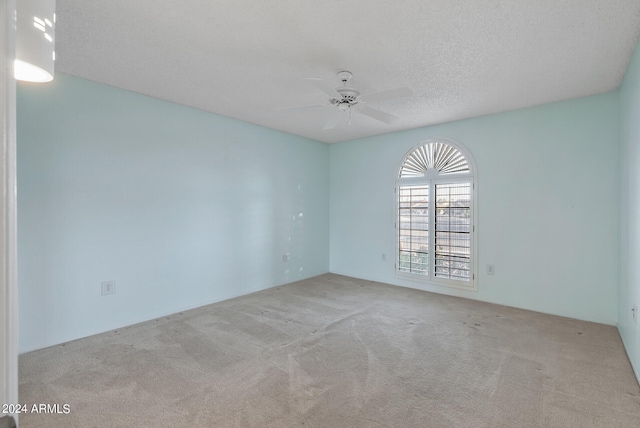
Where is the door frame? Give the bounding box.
[0,0,19,424]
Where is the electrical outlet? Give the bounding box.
[282,253,290,262]
[101,280,116,296]
[486,264,495,275]
[633,305,638,323]
[381,253,387,261]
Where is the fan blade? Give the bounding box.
[358,105,401,125]
[307,78,342,99]
[359,87,412,103]
[275,103,330,112]
[323,114,340,130]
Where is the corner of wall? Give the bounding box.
[617,34,640,385]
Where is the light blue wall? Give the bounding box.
[330,93,619,325]
[619,38,640,382]
[17,69,626,353]
[17,74,330,353]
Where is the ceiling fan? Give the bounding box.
[279,71,412,130]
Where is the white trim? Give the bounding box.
[0,0,19,421]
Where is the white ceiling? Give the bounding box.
[54,0,640,144]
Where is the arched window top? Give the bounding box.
[399,141,470,178]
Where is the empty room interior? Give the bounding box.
[7,0,640,427]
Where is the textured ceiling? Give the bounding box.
[55,0,640,144]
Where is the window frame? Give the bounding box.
[395,138,478,291]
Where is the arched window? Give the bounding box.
[396,139,477,290]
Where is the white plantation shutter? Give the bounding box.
[397,140,476,289]
[398,185,429,274]
[434,182,471,280]
[399,142,469,177]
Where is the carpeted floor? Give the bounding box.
[19,274,640,427]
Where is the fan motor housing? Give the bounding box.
[333,87,360,106]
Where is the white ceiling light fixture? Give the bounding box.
[15,0,56,82]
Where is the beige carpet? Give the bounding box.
[19,274,640,427]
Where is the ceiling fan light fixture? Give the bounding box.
[15,0,56,83]
[280,71,412,129]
